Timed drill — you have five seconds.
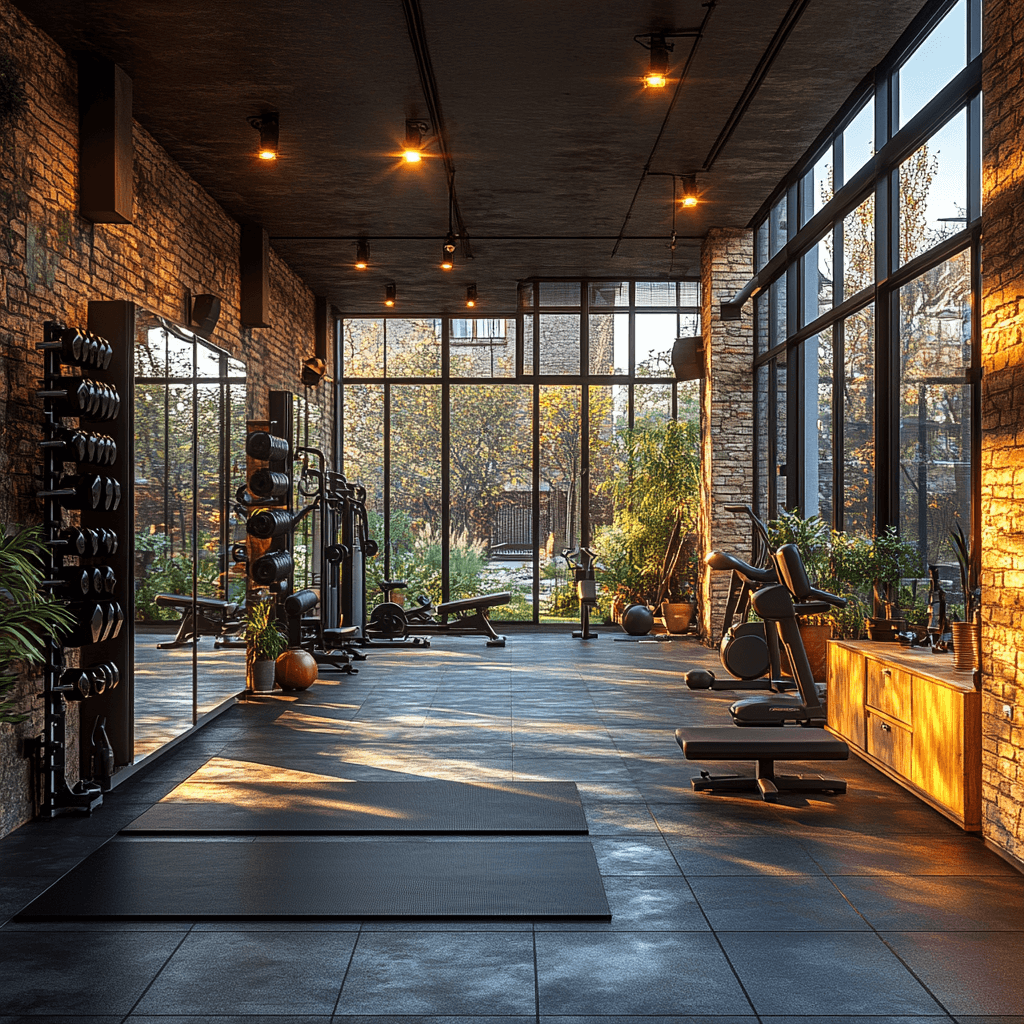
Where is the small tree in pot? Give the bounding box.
[866,526,922,641]
[245,598,288,692]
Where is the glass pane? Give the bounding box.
[539,386,582,620]
[588,313,628,375]
[899,109,967,266]
[388,384,442,604]
[539,282,581,306]
[167,334,193,378]
[814,331,834,526]
[842,97,875,185]
[774,351,788,516]
[449,318,513,378]
[678,281,700,307]
[588,384,627,621]
[770,276,788,347]
[755,292,769,357]
[634,382,673,429]
[898,250,972,570]
[769,196,788,258]
[344,319,384,376]
[636,281,676,307]
[679,312,700,337]
[135,325,167,377]
[843,305,875,537]
[227,356,245,377]
[677,378,699,424]
[898,0,967,129]
[522,315,535,375]
[588,282,629,307]
[843,193,875,299]
[386,318,441,377]
[449,385,534,620]
[755,363,770,524]
[342,383,385,551]
[538,314,580,374]
[805,146,834,222]
[800,233,833,327]
[195,341,221,380]
[635,313,676,376]
[756,220,769,270]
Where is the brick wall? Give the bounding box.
[980,0,1024,864]
[0,0,332,838]
[699,229,755,641]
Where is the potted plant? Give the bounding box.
[0,525,74,724]
[660,539,699,634]
[245,598,288,692]
[865,526,922,641]
[949,522,980,672]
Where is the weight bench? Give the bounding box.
[153,593,244,650]
[674,726,849,803]
[432,592,511,647]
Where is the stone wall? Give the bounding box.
[979,0,1024,865]
[699,229,755,641]
[0,0,332,839]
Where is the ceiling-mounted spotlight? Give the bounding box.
[301,356,327,387]
[466,284,477,308]
[247,112,280,160]
[355,237,369,270]
[441,230,457,271]
[679,175,700,208]
[384,283,396,307]
[403,119,430,163]
[636,33,673,88]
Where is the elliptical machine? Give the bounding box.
[728,543,846,726]
[562,546,599,639]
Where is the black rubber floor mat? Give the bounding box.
[15,839,611,919]
[121,780,589,834]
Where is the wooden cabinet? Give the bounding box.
[827,640,981,831]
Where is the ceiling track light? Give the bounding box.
[441,173,457,270]
[247,111,280,160]
[403,118,431,163]
[466,284,477,308]
[679,174,700,208]
[384,283,396,307]
[355,237,369,270]
[635,33,673,89]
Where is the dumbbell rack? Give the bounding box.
[37,311,134,815]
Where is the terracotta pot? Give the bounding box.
[780,622,832,681]
[951,620,979,672]
[661,601,695,634]
[611,595,627,624]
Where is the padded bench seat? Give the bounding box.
[155,594,239,614]
[436,592,511,616]
[675,725,849,803]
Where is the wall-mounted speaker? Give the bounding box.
[672,336,704,380]
[190,294,221,339]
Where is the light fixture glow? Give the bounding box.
[247,112,279,161]
[403,119,430,164]
[441,247,454,271]
[679,175,700,208]
[466,284,477,308]
[643,35,671,88]
[384,283,396,307]
[355,238,369,270]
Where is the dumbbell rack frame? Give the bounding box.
[38,304,135,816]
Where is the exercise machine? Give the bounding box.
[562,546,599,639]
[366,580,511,647]
[151,594,246,649]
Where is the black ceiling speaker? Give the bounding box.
[301,356,327,387]
[672,336,704,380]
[190,294,221,338]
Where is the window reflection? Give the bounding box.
[898,0,967,129]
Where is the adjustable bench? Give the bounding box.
[675,726,849,803]
[432,592,511,647]
[152,593,244,650]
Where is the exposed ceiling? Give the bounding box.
[16,0,926,316]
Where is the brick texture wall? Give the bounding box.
[0,0,333,838]
[980,0,1024,863]
[699,229,755,641]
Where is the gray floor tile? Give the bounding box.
[535,931,752,1015]
[687,875,871,930]
[801,833,1019,875]
[835,874,1024,930]
[537,875,711,932]
[0,930,185,1014]
[335,932,535,1015]
[583,803,659,835]
[130,1018,330,1024]
[591,836,682,875]
[134,931,357,1015]
[665,831,826,875]
[882,932,1024,1015]
[718,931,943,1015]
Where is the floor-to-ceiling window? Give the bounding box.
[751,0,981,578]
[340,280,700,622]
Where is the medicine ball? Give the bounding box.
[685,669,716,689]
[620,603,654,636]
[275,648,318,691]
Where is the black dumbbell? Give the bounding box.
[88,332,113,370]
[97,434,117,465]
[39,428,94,463]
[38,379,93,417]
[39,327,87,367]
[101,528,118,556]
[97,566,116,594]
[85,662,119,696]
[49,528,86,555]
[246,431,290,461]
[41,568,93,599]
[64,603,106,646]
[251,550,294,584]
[246,508,294,538]
[38,474,102,510]
[54,669,91,701]
[249,469,290,498]
[105,601,125,641]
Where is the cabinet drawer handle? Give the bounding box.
[880,721,891,732]
[882,668,892,679]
